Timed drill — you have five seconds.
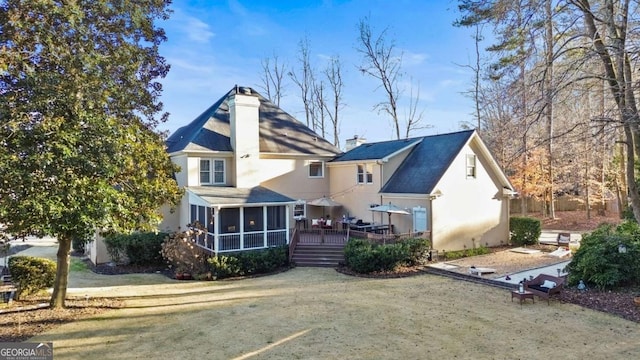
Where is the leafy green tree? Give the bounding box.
[0,0,181,308]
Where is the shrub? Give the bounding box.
[565,221,640,290]
[8,256,56,299]
[400,238,430,266]
[509,217,541,246]
[160,230,210,276]
[442,246,490,261]
[344,238,425,274]
[208,246,289,279]
[104,232,168,266]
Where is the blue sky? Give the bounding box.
[158,0,480,145]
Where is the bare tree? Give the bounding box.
[289,36,315,129]
[404,80,428,139]
[569,0,640,223]
[312,80,326,138]
[356,17,402,139]
[259,53,286,106]
[323,56,344,147]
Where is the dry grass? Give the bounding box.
[4,210,638,358]
[23,268,640,359]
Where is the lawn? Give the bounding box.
[27,267,640,359]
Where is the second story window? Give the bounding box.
[466,154,476,178]
[200,159,225,185]
[309,161,324,178]
[357,163,373,184]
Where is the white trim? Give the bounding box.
[199,158,226,185]
[356,163,374,184]
[308,160,325,178]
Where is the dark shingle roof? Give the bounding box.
[331,138,421,162]
[380,130,475,194]
[187,186,294,206]
[166,87,341,156]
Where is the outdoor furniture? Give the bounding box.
[322,219,333,229]
[511,290,535,305]
[311,219,320,228]
[557,232,571,246]
[524,274,564,304]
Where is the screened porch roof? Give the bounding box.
[186,186,296,208]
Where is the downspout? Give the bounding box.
[377,159,385,224]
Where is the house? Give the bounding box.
[328,131,516,251]
[87,86,515,263]
[158,86,341,255]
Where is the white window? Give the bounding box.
[200,159,225,185]
[466,154,476,178]
[357,164,373,184]
[309,161,324,178]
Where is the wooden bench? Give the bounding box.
[524,274,564,304]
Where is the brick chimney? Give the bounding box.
[229,86,261,188]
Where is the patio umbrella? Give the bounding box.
[370,202,410,229]
[308,196,342,218]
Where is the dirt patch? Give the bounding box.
[532,209,622,232]
[0,297,123,342]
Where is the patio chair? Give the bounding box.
[322,219,333,229]
[311,219,320,228]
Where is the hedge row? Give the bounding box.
[207,245,289,279]
[344,238,430,274]
[104,232,168,266]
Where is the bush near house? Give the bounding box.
[104,232,168,266]
[208,245,289,279]
[344,238,430,274]
[8,256,56,299]
[565,222,640,290]
[509,217,541,246]
[160,230,210,277]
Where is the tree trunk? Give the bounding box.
[50,235,71,309]
[623,123,640,222]
[545,0,555,219]
[618,141,628,218]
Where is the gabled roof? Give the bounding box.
[380,130,476,194]
[166,87,341,156]
[187,186,294,207]
[330,138,421,162]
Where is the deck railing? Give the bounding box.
[289,228,300,262]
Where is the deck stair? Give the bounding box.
[291,243,345,267]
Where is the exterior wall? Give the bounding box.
[88,231,111,265]
[328,162,384,222]
[430,140,509,251]
[171,154,189,187]
[187,156,200,186]
[377,196,430,234]
[260,157,333,219]
[158,203,180,232]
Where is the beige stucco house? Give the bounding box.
[328,131,516,251]
[88,86,515,263]
[158,86,341,254]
